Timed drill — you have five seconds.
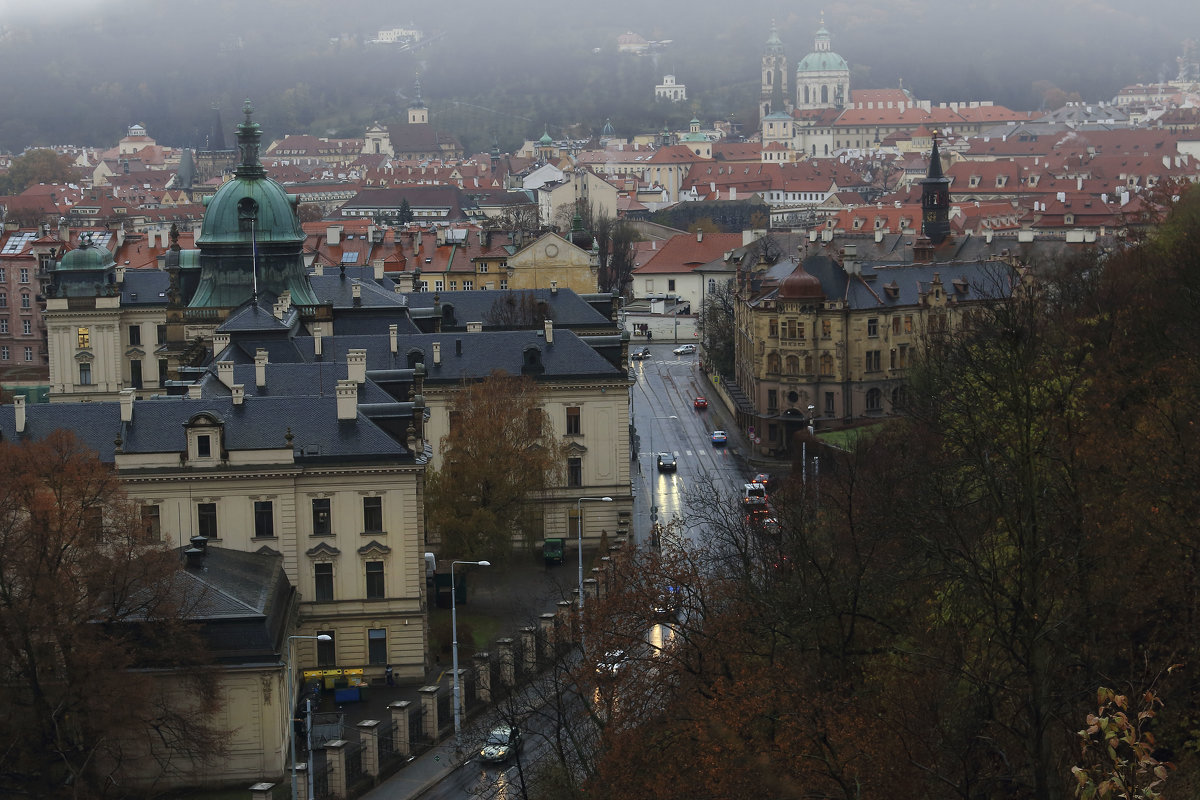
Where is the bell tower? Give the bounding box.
[760,21,788,123]
[920,131,952,245]
[407,74,428,125]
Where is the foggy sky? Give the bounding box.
[0,0,1197,151]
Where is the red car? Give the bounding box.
[694,396,708,410]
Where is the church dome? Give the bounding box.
[197,101,303,247]
[779,262,824,300]
[797,50,848,73]
[539,131,553,146]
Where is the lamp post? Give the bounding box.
[287,633,331,800]
[451,559,490,754]
[648,415,677,543]
[576,496,612,653]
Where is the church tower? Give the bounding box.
[760,21,788,123]
[407,75,428,125]
[795,16,850,111]
[920,131,952,245]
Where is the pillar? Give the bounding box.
[539,613,557,660]
[356,719,380,779]
[418,685,440,740]
[520,626,537,675]
[248,783,276,800]
[473,651,492,703]
[556,600,575,644]
[584,576,599,603]
[388,700,412,758]
[598,556,612,594]
[324,739,348,800]
[496,637,515,688]
[293,765,309,800]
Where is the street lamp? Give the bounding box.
[451,559,490,753]
[287,633,331,800]
[576,496,613,653]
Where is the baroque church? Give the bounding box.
[759,16,851,123]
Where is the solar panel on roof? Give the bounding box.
[340,252,359,264]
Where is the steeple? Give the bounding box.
[920,130,952,245]
[234,99,266,179]
[760,20,789,123]
[407,74,428,125]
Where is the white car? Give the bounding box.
[673,344,697,355]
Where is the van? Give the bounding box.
[742,483,767,508]
[424,552,436,585]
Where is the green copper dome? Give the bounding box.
[189,100,317,308]
[797,50,848,73]
[57,235,115,271]
[197,101,302,246]
[539,130,553,146]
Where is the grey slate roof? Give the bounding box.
[405,288,613,329]
[121,269,171,306]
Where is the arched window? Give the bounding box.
[804,355,814,374]
[766,353,781,374]
[891,386,908,410]
[804,86,810,104]
[866,388,882,412]
[819,353,834,376]
[785,355,800,375]
[821,85,829,104]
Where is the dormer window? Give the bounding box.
[185,412,224,464]
[237,197,259,233]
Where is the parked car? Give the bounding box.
[693,396,708,410]
[657,452,677,472]
[673,344,696,355]
[479,724,521,763]
[711,430,727,445]
[631,347,652,360]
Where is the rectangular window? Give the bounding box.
[141,505,161,539]
[568,508,580,540]
[499,278,507,290]
[19,268,28,283]
[434,280,444,292]
[825,391,836,416]
[567,457,582,488]
[363,496,383,533]
[312,498,331,535]
[463,280,473,290]
[197,434,212,458]
[22,320,31,335]
[316,630,336,667]
[668,279,676,291]
[892,316,901,335]
[1,346,8,360]
[253,500,274,538]
[867,318,879,337]
[448,281,457,290]
[156,324,167,345]
[158,359,169,384]
[566,406,581,435]
[368,628,387,664]
[197,502,218,539]
[79,362,92,385]
[130,359,143,389]
[865,350,881,372]
[315,563,334,602]
[768,319,778,338]
[0,320,7,334]
[365,561,385,599]
[23,347,32,362]
[0,292,6,308]
[785,320,797,339]
[20,294,30,309]
[128,325,141,346]
[904,315,913,334]
[767,389,778,412]
[822,320,832,338]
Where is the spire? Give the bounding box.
[920,129,952,245]
[209,103,226,151]
[409,73,425,109]
[927,133,945,180]
[234,99,265,179]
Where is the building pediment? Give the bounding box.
[306,542,341,558]
[255,544,282,557]
[565,441,588,455]
[358,540,392,557]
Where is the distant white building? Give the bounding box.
[656,75,687,102]
[374,26,423,44]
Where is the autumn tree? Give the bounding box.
[296,202,325,223]
[482,291,553,328]
[0,431,223,797]
[424,372,567,563]
[696,279,736,376]
[0,148,76,194]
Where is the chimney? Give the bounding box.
[352,281,362,306]
[116,264,126,283]
[326,225,341,246]
[217,360,234,389]
[336,378,358,420]
[232,384,245,405]
[373,260,385,280]
[187,383,202,399]
[433,342,442,365]
[255,349,268,389]
[184,547,204,569]
[58,218,70,242]
[214,332,230,354]
[550,280,558,295]
[544,318,554,343]
[697,230,703,242]
[730,187,736,200]
[312,323,323,356]
[347,348,367,383]
[14,395,26,433]
[119,389,134,423]
[190,535,208,553]
[389,324,398,354]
